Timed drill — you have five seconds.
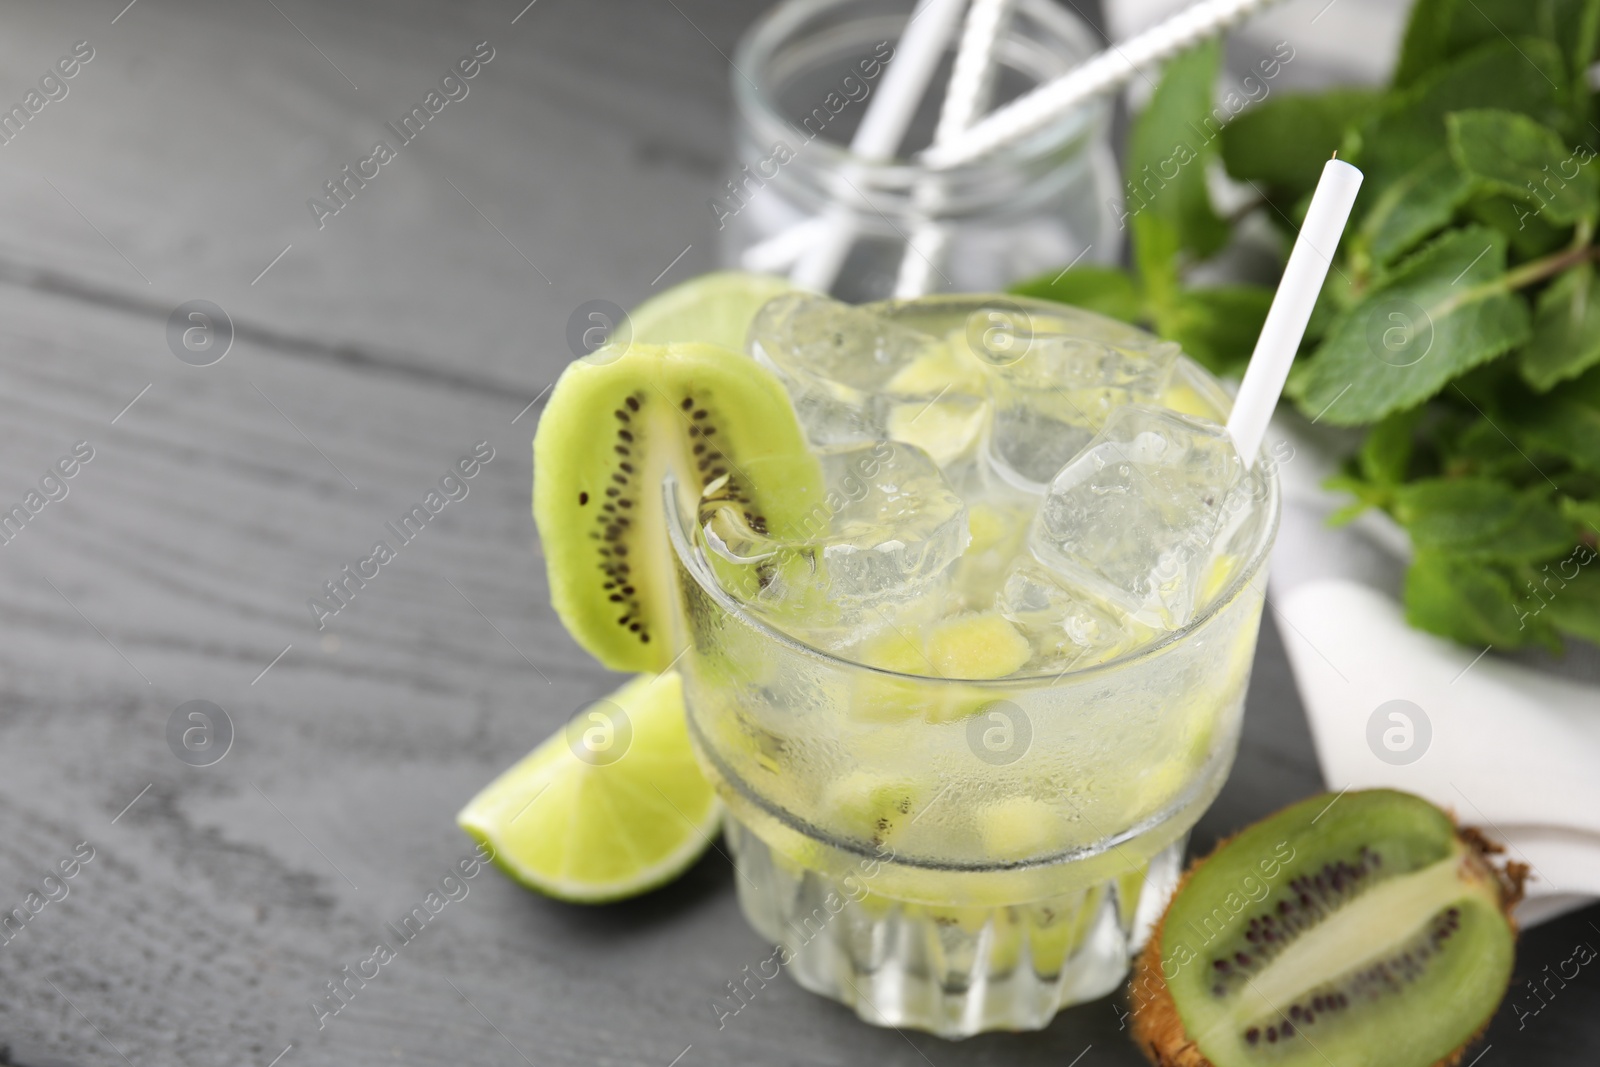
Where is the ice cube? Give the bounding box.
[978,328,1181,488]
[998,557,1148,671]
[1197,460,1272,605]
[947,489,1036,611]
[1029,404,1245,629]
[699,441,970,637]
[750,293,990,467]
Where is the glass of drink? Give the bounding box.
[666,294,1281,1037]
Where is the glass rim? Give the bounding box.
[665,453,1282,688]
[730,0,1110,183]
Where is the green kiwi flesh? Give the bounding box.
[533,342,821,672]
[1132,790,1519,1067]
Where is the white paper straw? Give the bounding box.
[931,0,1014,143]
[740,217,828,273]
[922,0,1283,171]
[789,0,969,293]
[894,0,1017,297]
[1227,158,1363,467]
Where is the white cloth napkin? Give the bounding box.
[1269,420,1600,926]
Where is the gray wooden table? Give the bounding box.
[0,1,1592,1064]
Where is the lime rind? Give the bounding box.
[456,673,722,904]
[628,270,794,352]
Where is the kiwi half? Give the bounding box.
[533,342,820,672]
[1132,790,1524,1067]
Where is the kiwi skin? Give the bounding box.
[1129,791,1527,1067]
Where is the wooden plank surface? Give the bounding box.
[0,1,1593,1065]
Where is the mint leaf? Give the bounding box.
[1515,393,1600,473]
[1440,0,1600,88]
[1562,496,1600,533]
[1359,407,1422,485]
[1158,285,1273,377]
[1133,212,1183,320]
[1394,0,1457,88]
[1439,1,1571,60]
[1124,40,1229,262]
[1323,471,1389,525]
[1396,0,1600,97]
[1358,41,1568,199]
[1466,194,1572,258]
[1219,90,1380,196]
[1009,266,1142,323]
[1358,152,1474,266]
[1542,556,1600,644]
[1394,477,1575,561]
[1447,110,1599,226]
[1291,227,1532,425]
[1451,414,1553,480]
[1521,264,1600,390]
[1405,550,1554,648]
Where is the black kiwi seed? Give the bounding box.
[1204,850,1390,994]
[590,389,764,652]
[578,492,588,505]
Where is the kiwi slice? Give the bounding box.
[533,342,820,672]
[1131,790,1524,1067]
[820,771,926,851]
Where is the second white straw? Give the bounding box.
[894,0,1018,298]
[1226,157,1363,467]
[789,0,969,293]
[923,0,1282,171]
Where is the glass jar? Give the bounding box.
[719,0,1118,303]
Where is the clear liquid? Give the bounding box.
[674,295,1277,1036]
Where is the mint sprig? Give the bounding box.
[1014,0,1600,652]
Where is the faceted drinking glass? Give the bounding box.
[667,297,1281,1037]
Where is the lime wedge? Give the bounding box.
[628,270,793,352]
[457,672,719,903]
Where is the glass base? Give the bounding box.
[725,819,1185,1038]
